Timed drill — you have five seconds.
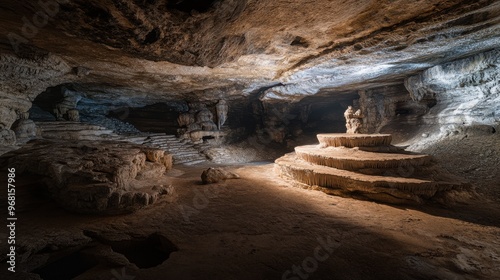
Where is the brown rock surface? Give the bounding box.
[0,1,498,107]
[0,140,173,214]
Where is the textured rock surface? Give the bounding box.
[0,0,498,155]
[11,119,37,142]
[405,49,500,128]
[0,140,173,214]
[0,0,499,107]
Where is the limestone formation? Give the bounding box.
[67,109,80,122]
[178,113,195,127]
[344,106,363,134]
[216,100,228,130]
[0,140,174,214]
[0,129,16,146]
[404,49,500,131]
[11,119,37,142]
[201,167,240,184]
[196,109,214,123]
[53,90,82,121]
[178,102,226,144]
[275,133,470,204]
[0,108,34,145]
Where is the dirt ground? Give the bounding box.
[0,160,499,280]
[407,132,500,202]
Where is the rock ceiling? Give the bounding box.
[0,0,499,106]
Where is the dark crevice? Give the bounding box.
[167,0,218,13]
[83,231,178,269]
[290,36,309,48]
[143,27,161,45]
[32,248,99,280]
[83,5,112,22]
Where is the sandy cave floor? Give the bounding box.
[1,162,500,280]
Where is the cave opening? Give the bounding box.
[297,92,360,135]
[203,135,215,141]
[1,1,500,279]
[111,102,187,134]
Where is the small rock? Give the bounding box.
[201,167,240,184]
[421,133,429,138]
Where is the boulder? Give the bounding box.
[201,167,240,184]
[11,119,37,142]
[0,129,16,145]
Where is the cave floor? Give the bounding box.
[1,163,500,280]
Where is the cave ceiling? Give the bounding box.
[0,0,499,106]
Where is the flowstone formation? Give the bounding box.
[0,140,173,214]
[274,133,470,204]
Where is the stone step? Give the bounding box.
[120,137,148,144]
[317,133,392,148]
[295,145,431,170]
[275,153,459,197]
[174,157,206,164]
[178,151,200,156]
[141,134,205,165]
[147,136,177,141]
[181,159,207,165]
[41,130,117,140]
[157,143,185,148]
[36,122,107,131]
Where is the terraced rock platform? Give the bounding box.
[275,133,469,204]
[317,133,392,148]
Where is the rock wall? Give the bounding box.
[0,53,72,144]
[357,85,432,140]
[405,48,500,132]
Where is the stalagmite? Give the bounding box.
[216,99,228,130]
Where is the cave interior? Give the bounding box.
[0,0,499,279]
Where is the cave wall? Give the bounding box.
[335,49,500,144]
[405,48,500,134]
[0,0,499,153]
[0,53,73,144]
[358,84,433,142]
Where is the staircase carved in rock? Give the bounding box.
[36,122,207,165]
[275,133,470,204]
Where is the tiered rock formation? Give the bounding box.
[275,133,470,204]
